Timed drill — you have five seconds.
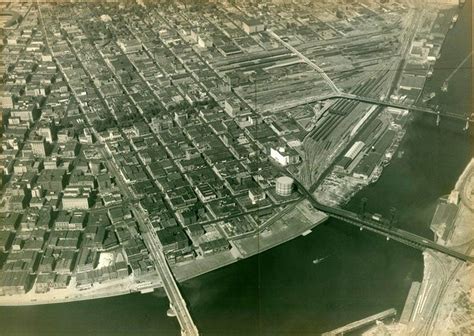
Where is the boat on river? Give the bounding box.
[313,256,329,264]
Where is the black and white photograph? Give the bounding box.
[0,0,472,335]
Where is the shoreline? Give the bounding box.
[362,158,474,335]
[0,200,328,306]
[174,199,328,282]
[404,159,473,334]
[0,287,134,307]
[0,1,465,317]
[0,276,146,307]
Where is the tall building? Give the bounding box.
[242,18,265,34]
[0,93,13,109]
[37,123,54,142]
[30,136,47,157]
[249,188,266,204]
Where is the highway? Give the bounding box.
[267,30,341,93]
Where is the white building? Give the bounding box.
[249,188,266,204]
[270,146,300,166]
[242,18,265,34]
[0,93,13,109]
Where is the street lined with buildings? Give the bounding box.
[1,1,470,335]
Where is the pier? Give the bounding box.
[400,281,421,324]
[322,308,397,335]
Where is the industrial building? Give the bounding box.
[275,176,294,197]
[270,146,300,166]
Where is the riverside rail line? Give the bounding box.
[293,178,473,263]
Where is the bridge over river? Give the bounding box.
[292,178,474,263]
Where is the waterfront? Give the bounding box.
[185,3,472,334]
[0,2,471,336]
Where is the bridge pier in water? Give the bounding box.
[166,303,176,318]
[166,303,196,336]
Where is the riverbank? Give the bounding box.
[172,200,327,282]
[314,110,407,207]
[0,200,327,306]
[0,273,158,306]
[362,159,474,336]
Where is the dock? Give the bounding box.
[400,281,421,324]
[302,229,312,236]
[322,308,397,335]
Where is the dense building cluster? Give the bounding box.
[0,0,460,300]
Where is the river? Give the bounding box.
[0,2,471,336]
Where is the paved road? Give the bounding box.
[267,30,341,93]
[39,5,199,334]
[140,215,199,336]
